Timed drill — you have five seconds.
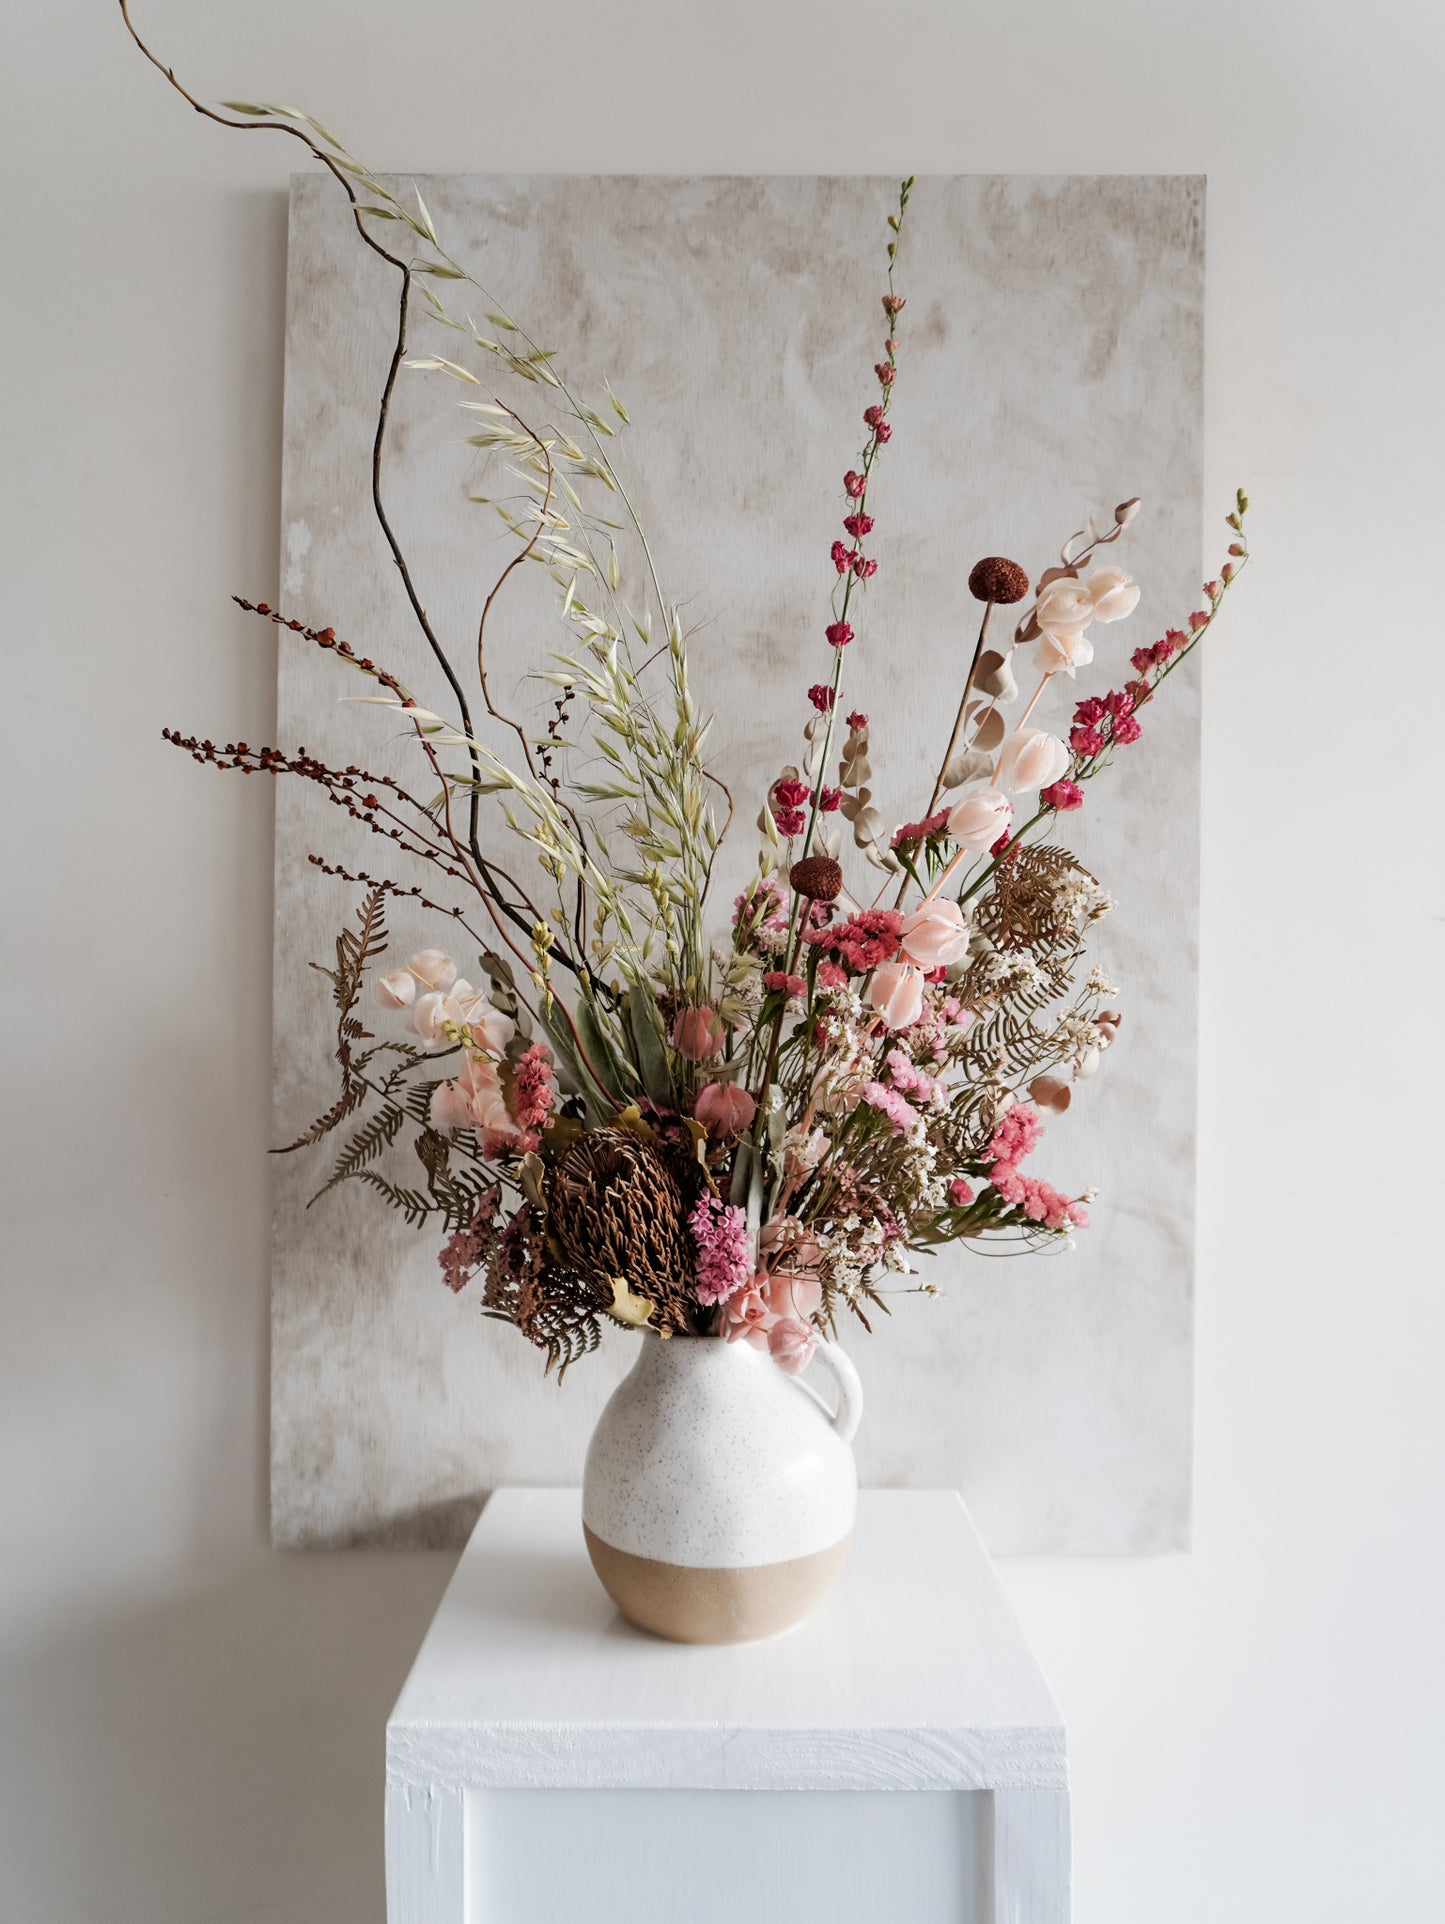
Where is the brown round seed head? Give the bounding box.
[789,855,843,903]
[967,556,1030,605]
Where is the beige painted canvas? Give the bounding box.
[272,173,1203,1553]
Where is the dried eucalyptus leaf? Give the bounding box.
[840,745,872,786]
[967,706,1007,752]
[973,650,1018,703]
[941,746,995,790]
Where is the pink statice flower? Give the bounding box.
[862,1079,920,1135]
[884,1049,939,1105]
[806,906,903,973]
[817,960,848,991]
[987,1103,1044,1169]
[991,1165,1087,1231]
[690,1196,753,1305]
[762,971,808,1001]
[891,808,950,850]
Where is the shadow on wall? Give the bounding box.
[0,1550,455,1924]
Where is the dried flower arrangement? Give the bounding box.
[127,5,1249,1380]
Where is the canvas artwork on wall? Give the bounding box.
[271,173,1203,1554]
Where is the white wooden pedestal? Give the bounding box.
[386,1489,1068,1924]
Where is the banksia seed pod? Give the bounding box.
[967,557,1029,605]
[546,1127,697,1333]
[790,854,843,902]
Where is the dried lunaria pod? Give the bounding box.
[1074,1047,1101,1080]
[1028,1074,1072,1114]
[1097,1010,1123,1045]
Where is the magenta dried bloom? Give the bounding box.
[825,621,854,649]
[689,1195,753,1305]
[1040,778,1084,813]
[807,682,836,712]
[843,470,866,498]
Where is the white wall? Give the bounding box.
[1,2,1440,1919]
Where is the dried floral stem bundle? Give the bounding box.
[127,4,1249,1377]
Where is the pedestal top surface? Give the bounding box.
[386,1489,1065,1794]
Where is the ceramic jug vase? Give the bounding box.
[581,1329,862,1644]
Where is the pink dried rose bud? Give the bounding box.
[407,949,458,994]
[899,898,971,971]
[947,785,1013,854]
[694,1080,757,1137]
[376,968,417,1010]
[998,727,1070,794]
[868,958,925,1031]
[672,1005,726,1062]
[768,1317,819,1375]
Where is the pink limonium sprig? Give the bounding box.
[796,174,914,870]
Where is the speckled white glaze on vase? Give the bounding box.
[582,1329,862,1644]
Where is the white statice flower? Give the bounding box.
[1052,1010,1108,1061]
[1085,965,1119,995]
[783,1124,829,1175]
[971,947,1049,998]
[1050,872,1115,926]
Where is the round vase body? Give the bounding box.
[582,1331,862,1644]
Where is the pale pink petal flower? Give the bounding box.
[376,968,417,1010]
[899,898,970,971]
[408,949,458,994]
[946,785,1012,854]
[869,959,925,1031]
[998,727,1070,794]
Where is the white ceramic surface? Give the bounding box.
[581,1332,861,1570]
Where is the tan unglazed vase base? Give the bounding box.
[584,1525,853,1644]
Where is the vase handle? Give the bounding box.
[810,1339,863,1444]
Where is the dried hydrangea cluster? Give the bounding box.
[131,10,1249,1376]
